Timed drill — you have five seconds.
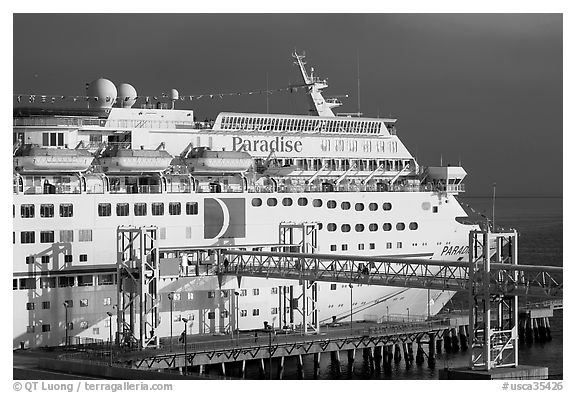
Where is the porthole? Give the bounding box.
[355,203,364,211]
[341,224,351,233]
[282,198,293,206]
[327,200,337,209]
[355,224,365,232]
[383,223,392,231]
[409,222,419,230]
[369,223,378,232]
[341,201,351,210]
[369,203,378,211]
[396,222,405,231]
[267,198,277,207]
[313,199,323,207]
[298,197,308,206]
[252,198,262,207]
[318,223,323,230]
[327,223,337,232]
[383,202,392,211]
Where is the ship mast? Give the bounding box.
[292,51,341,117]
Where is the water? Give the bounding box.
[233,197,563,380]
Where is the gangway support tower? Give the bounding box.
[116,226,160,349]
[468,229,518,370]
[279,222,319,334]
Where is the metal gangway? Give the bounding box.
[116,223,562,373]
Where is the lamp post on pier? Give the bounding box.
[106,311,113,366]
[234,291,240,345]
[349,283,353,334]
[167,292,174,352]
[62,302,70,347]
[181,318,189,376]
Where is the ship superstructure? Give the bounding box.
[13,53,473,348]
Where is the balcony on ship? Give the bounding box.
[108,175,163,194]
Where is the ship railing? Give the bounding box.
[23,185,82,195]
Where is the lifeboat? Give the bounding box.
[99,145,173,172]
[182,146,253,174]
[13,144,94,172]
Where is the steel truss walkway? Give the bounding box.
[116,224,562,373]
[217,249,562,299]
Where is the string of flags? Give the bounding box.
[14,84,312,104]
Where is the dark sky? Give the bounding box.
[13,14,562,197]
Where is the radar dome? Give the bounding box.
[169,89,179,101]
[117,83,138,108]
[86,78,117,109]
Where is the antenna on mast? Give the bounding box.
[357,50,361,115]
[492,182,497,232]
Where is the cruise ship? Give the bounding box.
[13,52,476,349]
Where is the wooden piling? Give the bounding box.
[538,318,547,342]
[331,350,341,377]
[403,343,411,367]
[297,354,305,379]
[241,360,246,379]
[278,356,284,380]
[451,328,460,352]
[347,348,356,373]
[374,346,382,370]
[443,329,452,353]
[427,333,436,368]
[415,341,425,365]
[259,358,265,378]
[313,352,321,379]
[436,336,443,354]
[459,325,468,351]
[384,345,393,372]
[199,364,204,376]
[394,343,402,363]
[532,318,540,342]
[519,317,526,343]
[367,347,374,373]
[525,317,534,343]
[407,342,415,363]
[544,317,552,341]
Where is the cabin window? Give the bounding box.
[383,202,392,211]
[341,224,351,233]
[342,244,348,251]
[41,301,51,309]
[79,254,88,262]
[41,324,51,333]
[60,230,74,242]
[134,203,147,216]
[40,231,54,243]
[409,222,419,230]
[64,255,73,263]
[98,203,111,217]
[355,203,364,211]
[369,203,378,211]
[40,204,54,218]
[313,199,323,207]
[186,202,198,215]
[25,256,35,264]
[252,198,262,207]
[327,200,336,209]
[20,278,36,289]
[397,242,403,249]
[355,224,365,232]
[330,245,337,251]
[79,229,93,242]
[433,206,438,213]
[369,223,378,232]
[151,203,164,216]
[240,310,247,317]
[383,223,392,231]
[98,274,114,285]
[169,202,181,215]
[267,198,277,207]
[358,244,365,250]
[282,198,293,206]
[42,132,65,147]
[369,243,376,250]
[77,275,93,287]
[21,231,35,244]
[58,203,73,217]
[41,255,50,264]
[386,242,392,249]
[252,309,260,316]
[396,223,405,231]
[327,223,337,232]
[20,204,35,218]
[58,277,75,287]
[341,202,350,210]
[298,197,308,206]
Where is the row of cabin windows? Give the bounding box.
[18,229,92,244]
[98,202,198,217]
[323,222,418,233]
[24,253,89,265]
[25,298,91,310]
[18,203,74,218]
[14,274,114,290]
[252,198,393,211]
[329,242,403,252]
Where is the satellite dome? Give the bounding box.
[117,83,138,108]
[169,89,179,101]
[86,78,117,109]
